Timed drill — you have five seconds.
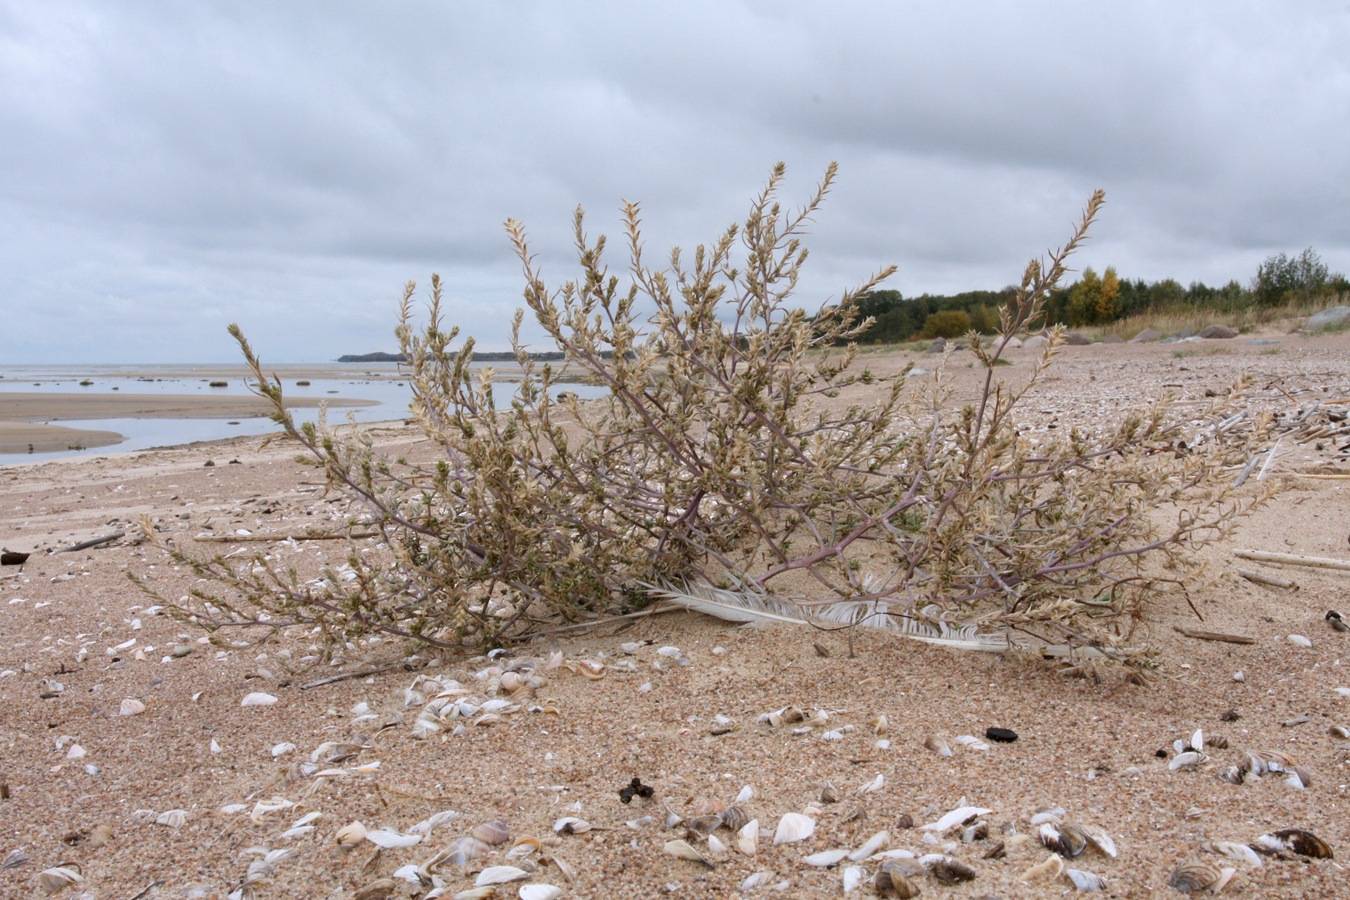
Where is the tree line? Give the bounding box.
[847,247,1348,342]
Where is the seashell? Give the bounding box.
[553,816,591,835]
[1169,751,1208,771]
[741,871,776,891]
[983,840,1006,859]
[38,864,83,894]
[736,819,759,855]
[4,848,31,869]
[120,698,147,716]
[475,864,533,885]
[706,833,727,854]
[352,877,398,900]
[924,734,953,757]
[685,814,723,835]
[921,853,976,883]
[1200,840,1263,868]
[1285,770,1306,790]
[410,809,462,836]
[1216,765,1246,785]
[271,742,297,757]
[506,837,543,859]
[1029,807,1065,826]
[335,821,367,849]
[1288,634,1312,647]
[663,838,714,868]
[874,858,922,897]
[842,865,867,893]
[1336,687,1350,699]
[1065,867,1107,892]
[734,784,754,805]
[873,714,890,734]
[856,773,884,795]
[436,835,491,867]
[1329,725,1350,739]
[804,848,851,867]
[1253,828,1333,859]
[453,887,497,899]
[1039,823,1088,858]
[240,691,278,707]
[850,829,890,860]
[773,812,815,845]
[955,734,990,751]
[365,828,422,849]
[1079,824,1117,859]
[155,809,189,828]
[962,821,988,844]
[470,819,512,845]
[1021,853,1065,882]
[568,658,606,680]
[922,806,991,833]
[721,805,750,833]
[1207,734,1229,749]
[1168,860,1236,893]
[519,886,565,900]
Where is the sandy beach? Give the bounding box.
[2,330,1349,898]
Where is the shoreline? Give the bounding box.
[0,392,377,454]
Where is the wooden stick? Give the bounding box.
[57,531,124,553]
[1237,568,1298,590]
[1235,550,1350,572]
[299,660,408,689]
[1173,625,1256,645]
[193,531,380,543]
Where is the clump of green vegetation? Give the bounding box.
[143,166,1275,669]
[209,380,228,388]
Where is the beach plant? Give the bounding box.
[142,164,1273,665]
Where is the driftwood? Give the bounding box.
[1237,568,1299,590]
[58,531,124,553]
[299,660,408,689]
[193,531,380,544]
[1235,549,1350,572]
[1173,625,1256,645]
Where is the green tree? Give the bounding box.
[1252,247,1336,307]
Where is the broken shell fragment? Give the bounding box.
[1021,853,1065,882]
[773,812,816,845]
[842,865,867,893]
[1080,824,1118,859]
[924,734,953,757]
[921,853,976,883]
[721,804,750,833]
[850,829,890,860]
[1168,860,1236,893]
[38,864,84,894]
[735,819,759,855]
[470,819,512,845]
[519,886,566,900]
[474,864,533,885]
[922,806,992,833]
[1200,841,1263,868]
[241,692,278,707]
[552,816,591,835]
[1065,868,1107,892]
[335,821,367,849]
[1169,751,1209,771]
[119,698,146,716]
[804,848,850,867]
[155,809,189,828]
[874,859,922,898]
[664,838,714,868]
[1039,823,1088,858]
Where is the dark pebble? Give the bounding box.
[985,727,1018,743]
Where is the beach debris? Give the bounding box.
[923,734,953,757]
[240,691,278,707]
[619,777,654,804]
[1288,634,1312,648]
[1169,751,1209,771]
[155,809,189,828]
[365,827,422,849]
[874,859,922,897]
[1066,867,1108,892]
[985,727,1018,743]
[3,848,30,869]
[37,863,84,894]
[1021,853,1064,882]
[842,865,867,893]
[119,698,147,716]
[850,829,890,860]
[803,849,850,868]
[921,805,990,833]
[663,839,714,868]
[335,821,367,849]
[1199,840,1263,868]
[474,864,533,885]
[1328,610,1348,632]
[1039,823,1088,858]
[954,734,990,751]
[735,819,759,855]
[0,550,29,566]
[1252,828,1333,859]
[1168,859,1236,893]
[519,886,566,900]
[773,812,816,845]
[921,853,976,883]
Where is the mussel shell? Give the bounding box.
[1169,860,1235,893]
[1039,822,1088,858]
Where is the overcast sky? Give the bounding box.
[2,3,1347,364]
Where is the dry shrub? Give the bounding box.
[141,164,1273,664]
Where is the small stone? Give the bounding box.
[985,727,1018,743]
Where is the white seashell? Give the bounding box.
[241,692,278,707]
[65,743,86,759]
[1232,671,1245,682]
[155,809,189,828]
[291,811,322,828]
[336,821,367,848]
[706,833,727,854]
[219,803,248,815]
[475,865,533,885]
[409,808,461,836]
[1288,634,1312,647]
[1191,728,1205,753]
[452,887,497,899]
[924,734,954,757]
[271,742,296,757]
[773,812,816,845]
[1080,824,1117,859]
[1169,751,1208,771]
[1202,840,1263,868]
[1065,867,1107,891]
[470,820,512,845]
[741,871,775,891]
[873,714,889,734]
[37,864,84,894]
[734,784,754,805]
[856,773,884,795]
[1029,807,1065,825]
[519,886,565,900]
[280,825,315,839]
[553,816,591,834]
[842,865,867,893]
[803,848,850,867]
[736,819,759,855]
[849,830,890,860]
[1169,860,1236,893]
[1335,687,1350,698]
[921,806,992,832]
[120,698,146,716]
[365,827,422,849]
[663,839,714,868]
[955,734,990,751]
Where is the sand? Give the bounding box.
[1,330,1349,898]
[0,392,378,454]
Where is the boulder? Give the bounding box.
[1022,335,1049,350]
[999,335,1023,349]
[1061,332,1091,345]
[1129,327,1163,343]
[1102,333,1125,344]
[1199,324,1238,339]
[926,337,947,353]
[1308,305,1350,332]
